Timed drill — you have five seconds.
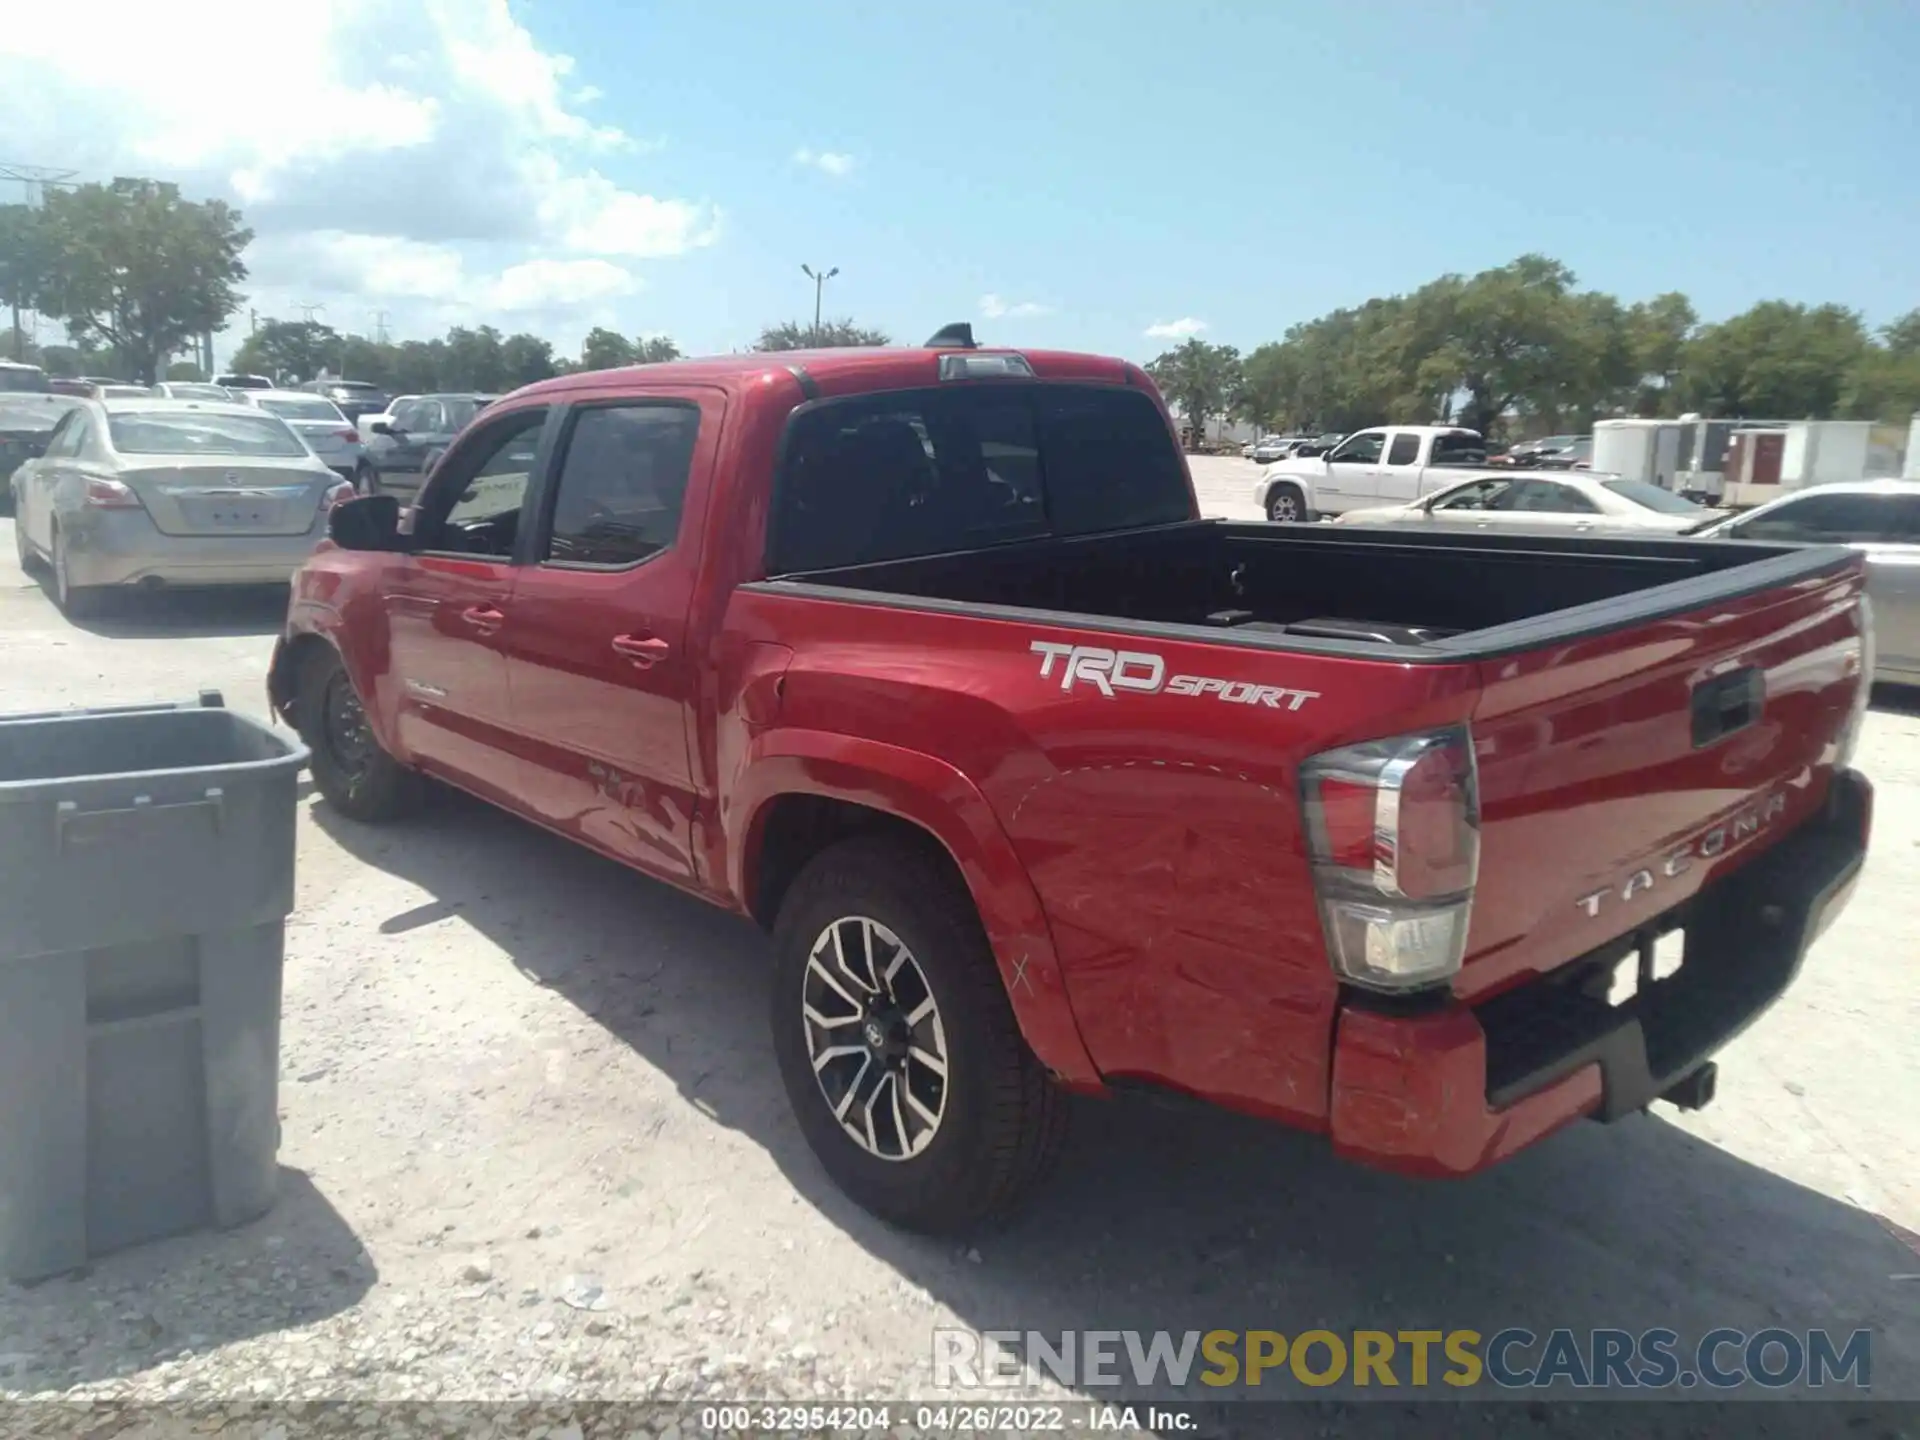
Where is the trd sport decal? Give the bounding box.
[1029,640,1319,710]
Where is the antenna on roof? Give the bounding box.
[925,322,977,350]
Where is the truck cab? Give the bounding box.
[1255,425,1487,521]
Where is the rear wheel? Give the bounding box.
[353,462,379,496]
[297,646,422,822]
[1265,483,1311,523]
[771,835,1068,1233]
[50,525,106,618]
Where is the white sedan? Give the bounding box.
[1331,471,1717,534]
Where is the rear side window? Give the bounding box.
[542,403,701,566]
[769,385,1188,573]
[1386,433,1420,466]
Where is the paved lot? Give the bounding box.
[0,503,1916,1426]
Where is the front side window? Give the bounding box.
[1496,480,1598,514]
[542,403,700,567]
[1431,477,1511,512]
[258,396,346,422]
[106,410,307,457]
[1328,432,1384,465]
[413,409,547,559]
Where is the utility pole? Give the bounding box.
[0,161,77,362]
[371,310,391,346]
[801,264,838,345]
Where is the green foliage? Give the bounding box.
[32,179,250,384]
[0,205,51,361]
[229,319,339,384]
[1145,339,1243,439]
[165,360,206,381]
[578,327,683,371]
[754,318,890,351]
[1677,302,1867,418]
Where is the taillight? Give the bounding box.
[1837,595,1874,769]
[321,480,358,511]
[336,428,360,443]
[1300,727,1480,992]
[82,477,142,509]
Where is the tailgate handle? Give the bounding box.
[1692,667,1765,748]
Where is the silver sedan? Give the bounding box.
[8,398,352,616]
[239,389,373,491]
[1693,479,1920,686]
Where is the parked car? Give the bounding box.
[363,392,498,494]
[9,398,353,616]
[239,389,372,490]
[1533,436,1594,471]
[1250,433,1308,464]
[302,378,391,422]
[0,392,84,514]
[1255,424,1487,521]
[213,373,276,392]
[1332,471,1715,535]
[1500,433,1581,467]
[0,360,50,393]
[97,385,155,400]
[1691,480,1920,685]
[47,378,94,398]
[152,381,238,402]
[268,332,1870,1232]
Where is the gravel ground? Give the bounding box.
[0,492,1916,1431]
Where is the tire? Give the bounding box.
[295,645,423,822]
[771,835,1068,1233]
[50,525,106,618]
[353,463,379,496]
[1265,483,1311,523]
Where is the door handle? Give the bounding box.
[460,605,505,631]
[611,633,670,667]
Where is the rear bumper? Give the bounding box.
[1328,768,1872,1176]
[62,511,326,589]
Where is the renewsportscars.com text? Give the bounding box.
[934,1327,1872,1392]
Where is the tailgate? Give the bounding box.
[1459,554,1869,1002]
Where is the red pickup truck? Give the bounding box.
[270,329,1874,1233]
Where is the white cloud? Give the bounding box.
[792,148,856,178]
[1145,318,1208,339]
[0,0,715,351]
[979,294,1052,320]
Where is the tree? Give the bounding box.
[579,326,633,371]
[165,360,205,381]
[1145,339,1243,442]
[754,318,889,351]
[633,334,681,364]
[33,178,250,384]
[500,332,557,387]
[1626,291,1697,408]
[1678,302,1867,417]
[1879,309,1920,361]
[229,319,339,385]
[0,204,50,362]
[441,325,507,391]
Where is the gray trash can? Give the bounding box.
[0,693,308,1281]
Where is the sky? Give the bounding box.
[1,0,1916,371]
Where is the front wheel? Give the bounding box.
[1265,482,1312,523]
[14,509,41,574]
[353,462,379,496]
[771,836,1068,1233]
[296,646,422,822]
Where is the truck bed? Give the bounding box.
[759,519,1849,660]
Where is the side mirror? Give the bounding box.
[370,421,398,438]
[327,493,405,551]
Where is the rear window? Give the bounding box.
[107,411,308,458]
[1431,432,1488,466]
[0,394,80,432]
[0,365,49,394]
[1602,479,1701,515]
[769,385,1190,574]
[258,396,345,422]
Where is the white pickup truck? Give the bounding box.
[1253,425,1488,521]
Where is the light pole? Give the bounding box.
[801,264,838,345]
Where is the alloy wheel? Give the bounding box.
[1267,490,1302,522]
[802,915,949,1162]
[321,670,376,782]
